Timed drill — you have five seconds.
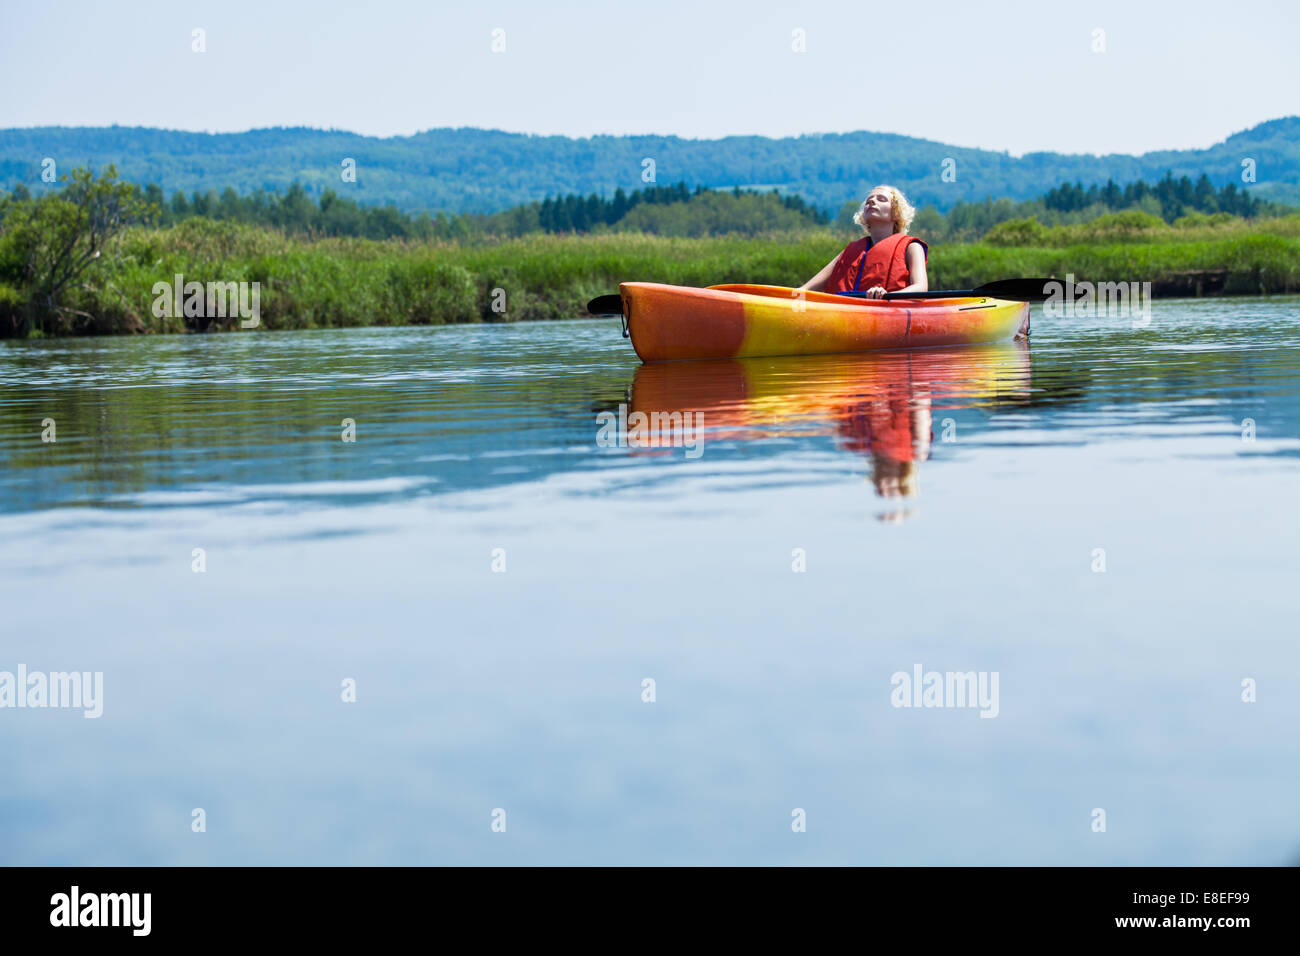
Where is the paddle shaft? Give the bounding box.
[838,278,1055,302]
[849,288,987,300]
[847,287,977,299]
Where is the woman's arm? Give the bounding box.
[892,242,929,295]
[800,252,841,292]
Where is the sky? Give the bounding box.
[1,0,1297,157]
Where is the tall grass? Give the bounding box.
[9,215,1299,336]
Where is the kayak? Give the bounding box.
[619,282,1031,362]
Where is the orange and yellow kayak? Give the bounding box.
[620,282,1031,362]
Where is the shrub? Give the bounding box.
[984,218,1049,247]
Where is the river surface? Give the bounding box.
[2,296,1299,865]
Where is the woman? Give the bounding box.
[801,185,928,298]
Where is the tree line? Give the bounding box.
[1,167,1290,257]
[4,178,832,240]
[1044,172,1260,219]
[537,182,829,232]
[906,173,1287,243]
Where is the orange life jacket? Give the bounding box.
[825,233,927,294]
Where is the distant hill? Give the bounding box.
[1,118,1297,215]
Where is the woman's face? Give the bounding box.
[863,188,894,226]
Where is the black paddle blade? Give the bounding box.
[972,278,1061,302]
[587,294,623,316]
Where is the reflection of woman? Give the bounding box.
[836,388,932,498]
[800,185,929,299]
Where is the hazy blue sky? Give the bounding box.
[2,0,1296,155]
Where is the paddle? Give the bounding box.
[587,278,1058,315]
[842,278,1059,302]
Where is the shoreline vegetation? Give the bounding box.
[2,169,1298,337]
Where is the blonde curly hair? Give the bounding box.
[852,184,916,234]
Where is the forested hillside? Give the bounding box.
[1,118,1297,215]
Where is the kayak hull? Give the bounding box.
[620,282,1031,362]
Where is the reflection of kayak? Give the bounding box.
[620,282,1030,362]
[627,342,1031,501]
[629,341,1032,449]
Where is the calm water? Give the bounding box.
[2,297,1299,865]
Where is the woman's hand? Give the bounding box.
[863,285,887,299]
